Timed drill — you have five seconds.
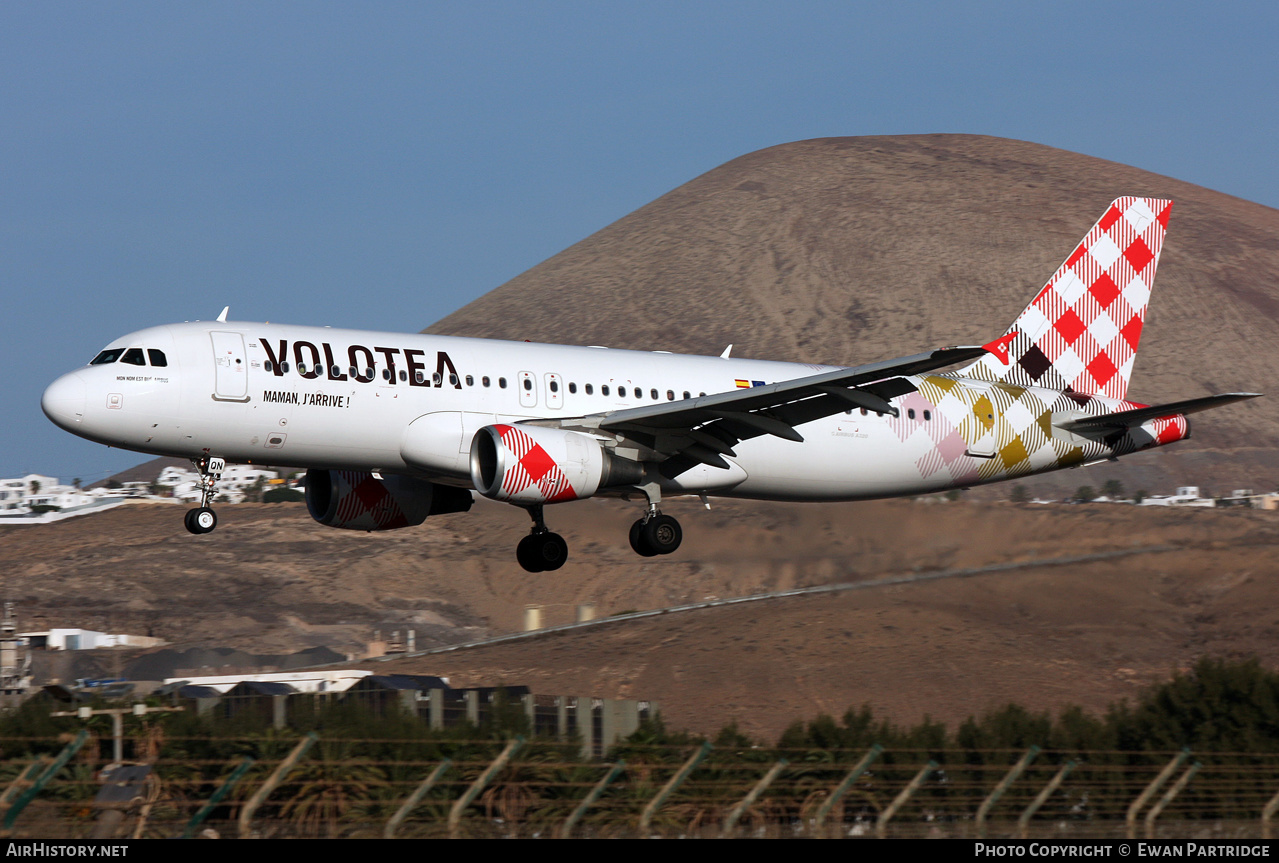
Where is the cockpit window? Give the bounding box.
[147,349,168,367]
[90,349,125,365]
[121,348,146,366]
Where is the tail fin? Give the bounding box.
[961,197,1172,400]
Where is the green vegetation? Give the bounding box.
[263,487,306,503]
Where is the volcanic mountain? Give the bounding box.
[427,135,1279,497]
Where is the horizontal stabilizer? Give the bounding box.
[1057,393,1261,432]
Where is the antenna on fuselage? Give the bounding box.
[720,344,733,359]
[216,306,229,322]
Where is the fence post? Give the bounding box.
[639,741,712,836]
[0,760,49,811]
[383,759,452,839]
[1017,760,1076,839]
[1126,748,1190,840]
[976,746,1040,838]
[559,760,626,839]
[182,757,254,839]
[237,732,317,839]
[814,744,883,835]
[721,759,788,838]
[448,737,524,838]
[1145,762,1200,840]
[1262,782,1279,839]
[2,730,89,833]
[876,759,936,838]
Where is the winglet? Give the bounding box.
[216,306,229,322]
[720,344,733,359]
[982,331,1018,365]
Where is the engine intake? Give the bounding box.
[470,424,641,505]
[305,469,472,530]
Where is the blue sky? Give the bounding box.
[5,2,1277,483]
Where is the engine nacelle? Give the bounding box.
[305,469,472,530]
[469,424,641,505]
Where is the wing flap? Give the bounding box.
[598,345,984,435]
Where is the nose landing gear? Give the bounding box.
[183,456,225,535]
[515,505,568,573]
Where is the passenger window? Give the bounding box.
[585,383,594,395]
[499,377,507,388]
[449,374,458,386]
[382,368,391,381]
[550,380,559,393]
[281,362,290,373]
[399,369,407,382]
[651,388,658,400]
[602,385,610,396]
[908,408,916,420]
[121,348,146,366]
[147,349,168,367]
[667,390,674,401]
[349,366,358,378]
[482,376,491,387]
[923,410,932,421]
[568,382,577,394]
[466,375,474,386]
[433,372,442,386]
[523,378,533,391]
[90,348,125,365]
[683,391,691,400]
[265,360,274,373]
[415,371,425,384]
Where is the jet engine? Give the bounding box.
[469,424,642,505]
[304,469,472,531]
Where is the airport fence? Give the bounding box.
[2,734,1279,838]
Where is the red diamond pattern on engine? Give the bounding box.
[495,425,578,503]
[334,471,410,529]
[958,197,1171,401]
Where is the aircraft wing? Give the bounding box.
[534,345,987,478]
[1057,392,1262,433]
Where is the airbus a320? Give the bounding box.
[42,197,1258,571]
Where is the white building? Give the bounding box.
[20,628,166,651]
[1139,486,1216,507]
[163,669,375,694]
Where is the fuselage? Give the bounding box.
[41,320,1187,503]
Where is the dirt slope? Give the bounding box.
[6,499,1279,740]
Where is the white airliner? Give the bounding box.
[42,198,1257,571]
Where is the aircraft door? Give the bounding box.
[211,331,249,402]
[518,371,537,408]
[544,373,563,409]
[960,386,999,458]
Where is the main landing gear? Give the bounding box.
[629,513,682,557]
[183,456,225,536]
[516,505,568,573]
[628,484,682,557]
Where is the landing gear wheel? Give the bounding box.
[516,532,568,573]
[641,514,682,555]
[185,507,217,535]
[629,519,658,557]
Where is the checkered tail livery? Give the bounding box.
[959,197,1172,400]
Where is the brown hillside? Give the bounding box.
[426,135,1279,495]
[7,499,1279,739]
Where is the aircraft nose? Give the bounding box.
[41,372,87,431]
